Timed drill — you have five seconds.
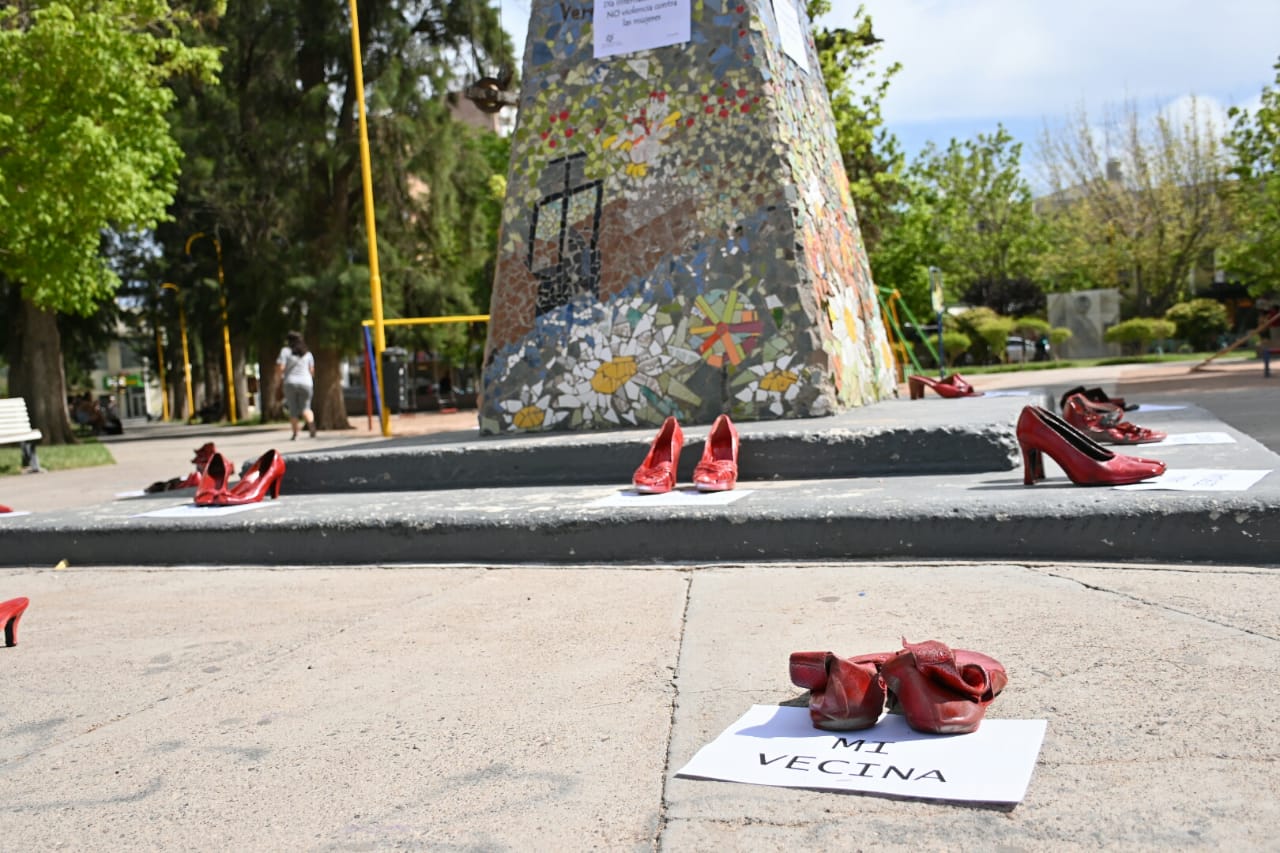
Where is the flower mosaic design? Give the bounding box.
[500,379,568,432]
[735,353,804,416]
[688,289,763,368]
[601,92,685,179]
[552,297,684,427]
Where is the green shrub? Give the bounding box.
[1048,327,1073,349]
[1105,318,1178,355]
[1013,316,1051,338]
[941,331,972,366]
[1164,299,1228,351]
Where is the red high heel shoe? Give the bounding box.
[194,452,237,506]
[2,596,29,647]
[217,449,286,505]
[790,650,893,730]
[693,414,739,491]
[908,373,982,399]
[1062,394,1165,445]
[633,416,684,494]
[880,639,1007,734]
[1017,405,1166,486]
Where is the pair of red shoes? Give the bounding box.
[790,639,1008,734]
[145,442,220,493]
[1017,405,1165,486]
[632,414,740,494]
[2,596,28,646]
[1061,393,1165,445]
[195,449,286,506]
[907,373,981,399]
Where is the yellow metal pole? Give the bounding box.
[154,326,170,422]
[347,0,391,437]
[164,283,197,422]
[185,232,238,424]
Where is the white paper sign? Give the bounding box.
[771,0,811,73]
[1132,403,1187,412]
[1146,432,1236,447]
[131,502,278,519]
[1114,468,1272,492]
[594,0,690,59]
[980,390,1035,397]
[590,488,754,507]
[678,705,1046,804]
[0,510,33,519]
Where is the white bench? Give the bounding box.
[0,398,42,472]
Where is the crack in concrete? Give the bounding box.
[653,572,693,852]
[1026,565,1280,642]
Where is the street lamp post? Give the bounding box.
[162,282,196,423]
[347,0,390,437]
[185,232,238,424]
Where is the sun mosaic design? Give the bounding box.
[491,287,811,432]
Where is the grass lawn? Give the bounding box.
[0,439,115,476]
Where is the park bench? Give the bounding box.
[0,398,42,472]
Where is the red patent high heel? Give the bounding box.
[1,596,29,647]
[907,373,982,399]
[693,414,739,492]
[1062,394,1165,445]
[880,639,1007,734]
[1017,405,1165,486]
[218,449,286,505]
[194,453,237,506]
[633,416,684,494]
[790,650,893,731]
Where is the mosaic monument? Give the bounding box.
[479,0,897,435]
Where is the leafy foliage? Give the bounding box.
[806,2,905,254]
[0,1,222,314]
[1224,59,1280,295]
[1037,98,1231,315]
[1104,317,1176,354]
[1164,298,1229,350]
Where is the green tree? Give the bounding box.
[913,126,1045,315]
[1223,59,1280,295]
[164,0,513,428]
[0,1,221,443]
[806,2,906,255]
[1038,98,1231,315]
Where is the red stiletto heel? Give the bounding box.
[633,416,683,494]
[790,650,894,731]
[906,373,982,399]
[880,639,1008,734]
[219,450,286,505]
[1016,405,1165,486]
[195,453,236,506]
[2,596,29,647]
[693,414,739,491]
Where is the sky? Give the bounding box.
[496,0,1280,171]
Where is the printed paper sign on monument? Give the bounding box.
[594,0,691,59]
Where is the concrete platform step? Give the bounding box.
[3,402,1277,569]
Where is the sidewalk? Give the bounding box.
[1,560,1276,849]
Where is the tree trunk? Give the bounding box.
[312,345,351,431]
[8,297,77,445]
[257,333,285,422]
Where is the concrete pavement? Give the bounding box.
[2,561,1278,849]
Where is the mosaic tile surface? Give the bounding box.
[480,0,896,435]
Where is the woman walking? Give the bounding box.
[275,331,316,439]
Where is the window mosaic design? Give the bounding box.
[480,0,896,435]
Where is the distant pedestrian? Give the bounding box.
[275,331,316,440]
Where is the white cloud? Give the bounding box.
[825,0,1280,124]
